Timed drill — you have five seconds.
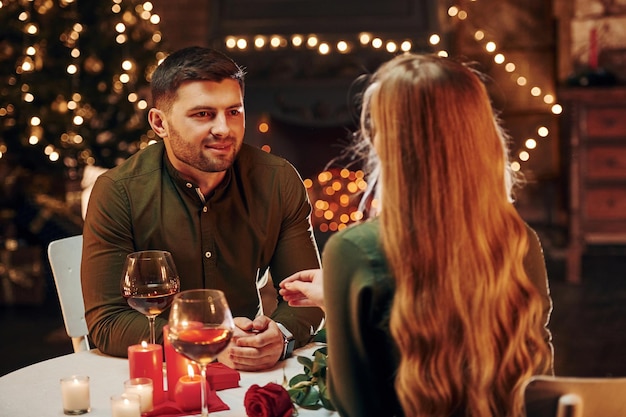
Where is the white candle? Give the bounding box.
[124,377,153,413]
[60,375,90,415]
[110,393,141,417]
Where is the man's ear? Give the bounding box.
[148,108,168,137]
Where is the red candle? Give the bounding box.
[128,341,165,405]
[163,325,194,400]
[174,364,202,411]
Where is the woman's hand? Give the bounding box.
[279,268,325,312]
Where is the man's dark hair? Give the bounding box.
[150,46,246,110]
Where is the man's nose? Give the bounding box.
[210,113,229,137]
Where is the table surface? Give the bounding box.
[0,343,336,416]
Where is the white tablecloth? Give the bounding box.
[0,344,336,416]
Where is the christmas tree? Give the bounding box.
[0,0,164,180]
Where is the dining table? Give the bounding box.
[0,343,336,416]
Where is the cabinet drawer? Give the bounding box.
[587,146,626,179]
[587,107,626,138]
[585,187,626,220]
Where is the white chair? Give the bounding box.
[47,235,90,352]
[524,375,626,417]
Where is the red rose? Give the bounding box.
[244,382,294,417]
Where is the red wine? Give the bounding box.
[126,289,177,316]
[170,328,233,365]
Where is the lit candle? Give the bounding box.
[110,393,141,417]
[60,375,90,415]
[174,364,202,412]
[128,341,164,404]
[124,377,153,413]
[163,324,195,400]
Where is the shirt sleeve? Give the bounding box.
[81,175,162,357]
[322,231,393,417]
[268,162,324,348]
[524,224,555,374]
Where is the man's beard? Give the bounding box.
[168,127,241,173]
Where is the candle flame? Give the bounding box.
[141,341,148,348]
[187,364,195,378]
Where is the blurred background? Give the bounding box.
[2,0,626,378]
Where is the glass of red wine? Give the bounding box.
[120,250,180,345]
[167,289,234,417]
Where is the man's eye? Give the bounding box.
[229,109,241,116]
[195,111,212,118]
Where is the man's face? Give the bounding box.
[159,79,245,173]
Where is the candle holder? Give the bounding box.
[174,365,202,411]
[124,377,154,413]
[60,375,90,415]
[110,393,141,417]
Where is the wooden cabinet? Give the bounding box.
[560,87,626,283]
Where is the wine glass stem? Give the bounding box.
[147,316,156,345]
[200,364,210,417]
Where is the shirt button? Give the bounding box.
[203,207,208,213]
[186,183,193,188]
[205,251,212,258]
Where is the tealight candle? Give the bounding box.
[128,341,164,404]
[174,364,202,411]
[163,324,195,400]
[124,377,153,413]
[60,375,90,415]
[111,393,141,417]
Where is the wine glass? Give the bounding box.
[121,250,180,344]
[168,289,235,417]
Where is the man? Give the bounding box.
[81,46,323,371]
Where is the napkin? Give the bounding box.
[145,389,229,417]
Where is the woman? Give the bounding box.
[281,53,554,417]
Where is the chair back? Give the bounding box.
[524,375,626,417]
[47,235,90,352]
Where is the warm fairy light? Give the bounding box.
[359,33,371,45]
[128,92,138,102]
[386,41,397,53]
[543,94,554,104]
[26,23,38,35]
[26,46,36,55]
[437,50,449,57]
[258,122,269,133]
[400,41,412,51]
[485,41,496,52]
[307,36,318,48]
[505,63,515,72]
[318,42,330,54]
[511,161,521,172]
[71,48,80,58]
[73,115,84,125]
[337,41,348,53]
[236,38,247,49]
[115,23,126,33]
[531,87,542,96]
[516,76,527,86]
[68,101,77,110]
[457,10,468,20]
[551,104,563,115]
[29,135,39,145]
[30,116,41,126]
[24,92,34,102]
[474,30,485,41]
[525,138,537,149]
[270,36,281,48]
[254,36,265,48]
[119,73,130,83]
[116,34,127,43]
[67,64,77,74]
[291,35,303,47]
[137,100,148,110]
[538,126,549,137]
[149,14,160,24]
[494,53,505,64]
[112,4,121,13]
[429,34,440,45]
[122,60,133,70]
[225,37,236,48]
[519,151,530,161]
[371,38,383,48]
[49,151,60,162]
[143,2,153,11]
[18,12,28,21]
[448,6,459,16]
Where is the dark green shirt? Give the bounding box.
[82,141,323,357]
[322,218,554,417]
